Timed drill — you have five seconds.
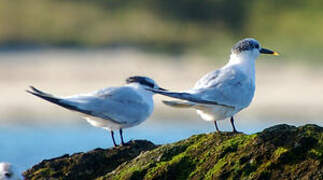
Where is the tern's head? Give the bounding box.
[0,162,15,180]
[126,76,166,91]
[231,38,279,60]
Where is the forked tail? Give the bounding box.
[26,86,92,114]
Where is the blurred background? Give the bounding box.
[1,0,323,173]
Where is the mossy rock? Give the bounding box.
[24,124,323,180]
[23,140,157,180]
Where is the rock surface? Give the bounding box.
[23,140,157,180]
[24,124,323,180]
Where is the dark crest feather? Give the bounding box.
[126,76,155,88]
[231,38,260,54]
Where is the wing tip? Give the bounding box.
[162,100,174,105]
[26,85,36,93]
[26,86,39,95]
[29,85,43,94]
[26,85,54,97]
[25,89,33,94]
[162,100,194,108]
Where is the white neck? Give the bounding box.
[126,83,154,113]
[226,51,257,81]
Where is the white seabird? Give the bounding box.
[27,76,166,146]
[0,162,20,180]
[150,38,279,132]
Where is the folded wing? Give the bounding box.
[150,89,234,108]
[192,66,255,108]
[27,86,150,125]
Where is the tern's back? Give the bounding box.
[65,86,153,126]
[192,65,255,110]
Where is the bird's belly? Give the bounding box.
[196,105,237,121]
[82,107,152,131]
[84,117,125,131]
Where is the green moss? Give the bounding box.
[32,168,56,179]
[249,160,272,179]
[310,132,323,161]
[106,162,152,180]
[186,134,256,179]
[240,161,257,177]
[145,145,198,179]
[309,148,323,160]
[204,158,227,179]
[273,147,288,157]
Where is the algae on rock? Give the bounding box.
[24,124,323,180]
[23,140,157,180]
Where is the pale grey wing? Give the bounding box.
[150,69,236,108]
[150,89,234,108]
[191,67,255,108]
[194,69,221,89]
[64,86,151,125]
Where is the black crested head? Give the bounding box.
[231,38,260,54]
[126,76,155,88]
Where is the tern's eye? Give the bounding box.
[255,44,259,49]
[5,172,12,177]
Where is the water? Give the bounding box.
[0,117,321,175]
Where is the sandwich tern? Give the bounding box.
[27,76,166,147]
[150,38,279,132]
[0,162,19,180]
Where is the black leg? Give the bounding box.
[214,121,221,132]
[230,117,238,133]
[110,130,117,147]
[119,129,125,146]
